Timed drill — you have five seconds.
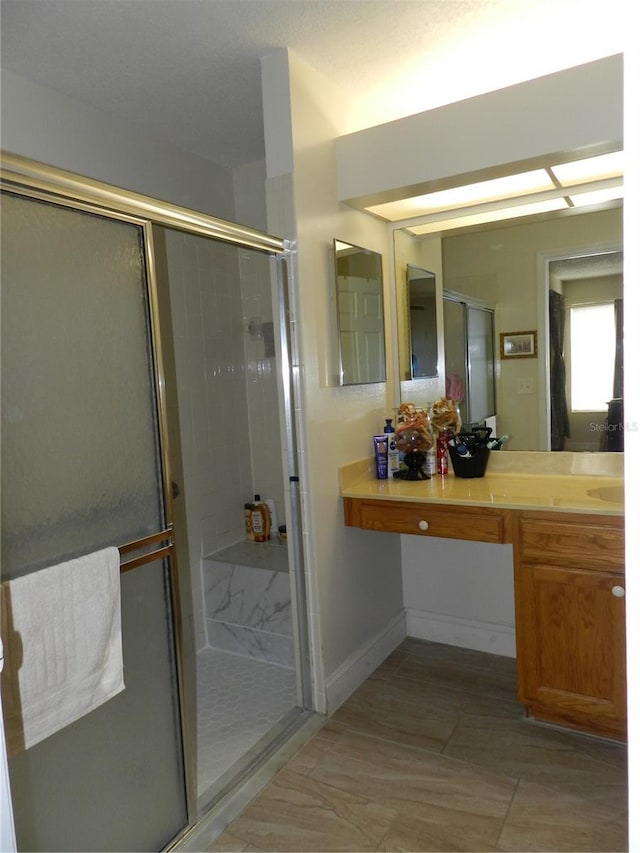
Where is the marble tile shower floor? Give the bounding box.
[197,648,297,797]
[208,638,628,852]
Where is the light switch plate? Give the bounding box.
[517,378,534,395]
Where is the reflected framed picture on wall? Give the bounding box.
[500,330,537,359]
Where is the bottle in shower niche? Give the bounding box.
[251,494,271,543]
[245,501,255,541]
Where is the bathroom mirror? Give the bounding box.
[394,203,623,450]
[401,264,438,380]
[333,239,386,385]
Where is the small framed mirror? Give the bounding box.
[333,239,386,385]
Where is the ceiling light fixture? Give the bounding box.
[407,197,570,236]
[367,169,556,221]
[550,150,624,186]
[569,185,625,208]
[364,150,623,229]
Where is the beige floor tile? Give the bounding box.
[284,724,345,776]
[443,714,628,810]
[497,779,628,852]
[206,639,628,853]
[393,652,518,706]
[221,767,396,851]
[205,829,251,851]
[308,725,517,824]
[378,807,502,852]
[378,666,524,721]
[401,637,505,672]
[331,678,459,753]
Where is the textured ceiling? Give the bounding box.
[0,0,625,168]
[551,251,623,280]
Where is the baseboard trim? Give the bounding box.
[324,610,406,715]
[406,608,515,658]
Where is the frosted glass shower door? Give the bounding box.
[1,192,187,851]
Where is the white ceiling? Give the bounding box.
[0,0,625,169]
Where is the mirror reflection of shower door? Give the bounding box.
[1,192,188,851]
[443,294,496,425]
[467,305,496,423]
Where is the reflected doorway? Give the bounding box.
[546,250,623,451]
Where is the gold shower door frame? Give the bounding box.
[1,153,299,850]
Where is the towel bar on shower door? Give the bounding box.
[118,527,174,573]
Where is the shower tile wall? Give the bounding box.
[164,229,287,652]
[165,230,253,648]
[238,248,286,532]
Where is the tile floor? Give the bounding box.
[197,648,298,796]
[207,638,628,852]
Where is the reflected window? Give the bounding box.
[570,303,616,412]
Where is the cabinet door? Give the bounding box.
[517,561,626,739]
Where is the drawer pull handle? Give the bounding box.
[611,585,625,598]
[418,520,429,531]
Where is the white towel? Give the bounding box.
[0,547,124,757]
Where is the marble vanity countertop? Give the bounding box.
[340,452,624,516]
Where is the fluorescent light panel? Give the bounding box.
[569,184,624,208]
[365,151,623,224]
[408,197,569,236]
[368,169,555,221]
[550,151,624,186]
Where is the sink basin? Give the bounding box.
[587,485,624,503]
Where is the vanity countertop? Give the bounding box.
[340,452,624,516]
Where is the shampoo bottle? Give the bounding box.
[245,501,255,541]
[425,445,437,476]
[384,418,400,478]
[251,494,271,543]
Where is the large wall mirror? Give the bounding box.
[393,204,623,451]
[334,239,386,385]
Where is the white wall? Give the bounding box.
[261,49,405,714]
[402,537,516,657]
[1,69,235,217]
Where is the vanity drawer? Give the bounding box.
[343,498,510,544]
[516,511,624,572]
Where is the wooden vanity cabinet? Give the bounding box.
[343,497,511,543]
[513,511,626,740]
[343,496,626,739]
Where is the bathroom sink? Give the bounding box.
[587,485,624,503]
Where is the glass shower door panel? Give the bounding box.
[443,298,469,423]
[1,193,163,578]
[6,559,186,852]
[467,306,496,423]
[1,193,187,850]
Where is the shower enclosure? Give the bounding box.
[443,291,496,427]
[0,154,312,851]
